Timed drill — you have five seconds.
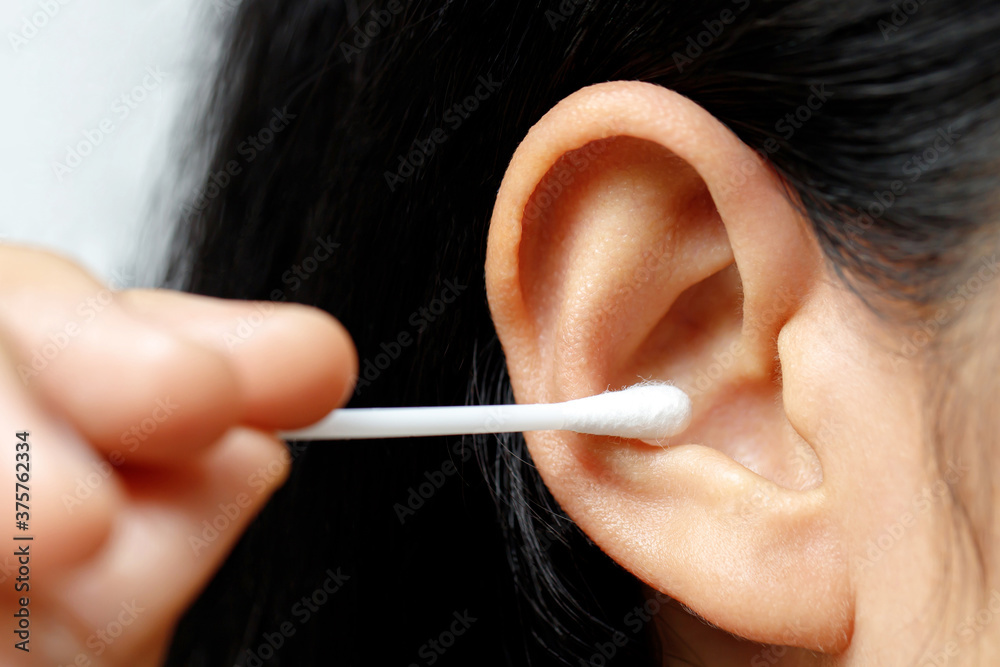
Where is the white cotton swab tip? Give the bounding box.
[279,381,692,441]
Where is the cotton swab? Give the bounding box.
[278,382,691,441]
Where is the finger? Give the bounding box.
[0,335,125,577]
[42,427,290,665]
[0,248,243,464]
[119,289,357,429]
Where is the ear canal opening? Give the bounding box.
[626,262,824,492]
[628,262,744,386]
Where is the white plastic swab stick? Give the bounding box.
[279,382,691,441]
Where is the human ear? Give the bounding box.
[484,81,860,652]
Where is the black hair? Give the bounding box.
[163,1,1000,665]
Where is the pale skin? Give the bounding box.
[0,249,357,666]
[4,81,998,665]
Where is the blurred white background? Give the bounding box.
[0,0,216,286]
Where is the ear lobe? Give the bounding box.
[485,82,854,652]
